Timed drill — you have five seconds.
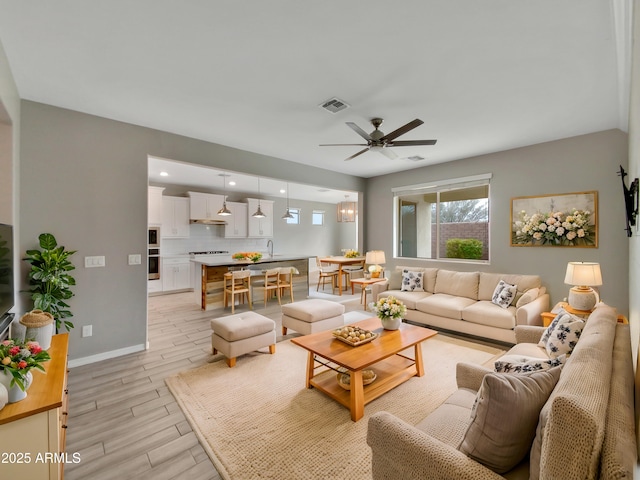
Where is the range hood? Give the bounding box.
[190,219,228,225]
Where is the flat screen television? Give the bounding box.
[0,223,15,337]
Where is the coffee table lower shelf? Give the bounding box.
[310,354,417,416]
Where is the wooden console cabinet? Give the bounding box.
[0,334,69,479]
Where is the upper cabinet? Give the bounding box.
[224,201,248,238]
[187,192,226,221]
[162,196,190,238]
[246,198,274,238]
[148,186,165,225]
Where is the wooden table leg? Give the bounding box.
[414,343,425,377]
[305,352,315,388]
[350,370,364,421]
[337,265,343,295]
[362,286,367,310]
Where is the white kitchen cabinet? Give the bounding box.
[162,196,190,238]
[246,198,274,237]
[224,201,248,238]
[148,186,165,225]
[162,258,191,292]
[187,191,225,221]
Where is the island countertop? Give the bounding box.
[190,254,313,267]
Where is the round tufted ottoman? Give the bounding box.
[211,311,276,367]
[281,299,345,335]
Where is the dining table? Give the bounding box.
[318,256,366,295]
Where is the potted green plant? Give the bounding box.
[23,233,76,332]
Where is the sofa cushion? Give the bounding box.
[491,280,517,308]
[505,341,549,359]
[377,289,431,310]
[400,269,424,292]
[478,272,541,302]
[515,287,540,308]
[434,270,479,300]
[462,301,516,329]
[395,266,438,292]
[459,366,562,474]
[495,354,566,373]
[529,304,617,480]
[415,388,477,448]
[388,270,403,290]
[539,309,585,358]
[416,294,476,320]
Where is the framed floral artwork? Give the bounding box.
[511,191,598,247]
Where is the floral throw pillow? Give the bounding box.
[400,269,424,292]
[539,310,585,358]
[491,280,517,308]
[495,354,566,373]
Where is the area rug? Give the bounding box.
[166,334,505,480]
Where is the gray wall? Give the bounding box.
[19,101,365,361]
[366,129,630,315]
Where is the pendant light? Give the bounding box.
[282,182,294,220]
[252,177,266,218]
[337,195,356,222]
[217,173,232,216]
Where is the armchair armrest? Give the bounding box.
[514,325,546,344]
[367,412,504,480]
[370,279,390,302]
[456,362,492,391]
[515,293,549,326]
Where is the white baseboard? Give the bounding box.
[68,343,147,368]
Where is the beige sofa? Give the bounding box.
[367,304,637,479]
[370,267,550,344]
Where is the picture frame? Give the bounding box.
[510,191,598,247]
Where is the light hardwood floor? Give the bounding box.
[64,288,362,480]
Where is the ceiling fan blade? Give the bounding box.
[344,148,370,161]
[319,143,368,146]
[380,119,424,142]
[378,147,398,160]
[388,139,437,146]
[346,122,372,141]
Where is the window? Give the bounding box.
[393,174,491,262]
[285,208,300,224]
[312,210,325,226]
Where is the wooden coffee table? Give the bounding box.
[291,317,437,421]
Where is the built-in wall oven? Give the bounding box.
[148,247,160,280]
[148,227,160,248]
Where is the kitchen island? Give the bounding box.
[191,255,311,310]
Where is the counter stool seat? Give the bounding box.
[211,311,276,367]
[281,299,345,335]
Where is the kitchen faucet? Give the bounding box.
[267,239,273,257]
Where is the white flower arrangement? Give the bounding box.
[512,209,595,246]
[370,295,407,320]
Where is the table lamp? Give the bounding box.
[564,261,602,311]
[365,250,386,278]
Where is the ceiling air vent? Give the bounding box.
[319,97,350,114]
[406,155,425,162]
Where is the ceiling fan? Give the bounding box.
[320,117,437,161]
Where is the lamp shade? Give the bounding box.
[337,201,356,222]
[564,262,602,287]
[365,250,386,265]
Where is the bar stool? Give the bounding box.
[223,270,253,314]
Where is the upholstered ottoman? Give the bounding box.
[281,299,345,335]
[211,311,276,367]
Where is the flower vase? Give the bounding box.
[380,316,402,330]
[0,369,32,403]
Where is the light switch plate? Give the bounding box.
[128,254,142,265]
[82,325,92,337]
[85,256,106,268]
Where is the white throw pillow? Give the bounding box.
[515,287,540,308]
[495,354,566,373]
[400,269,424,292]
[491,280,517,308]
[538,309,584,359]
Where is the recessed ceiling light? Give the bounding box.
[160,171,169,177]
[229,181,236,186]
[280,189,286,194]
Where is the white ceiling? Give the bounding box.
[0,1,631,189]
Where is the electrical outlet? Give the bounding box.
[128,254,141,265]
[82,325,93,337]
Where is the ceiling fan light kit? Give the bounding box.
[320,117,437,161]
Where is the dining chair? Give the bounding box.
[315,257,338,293]
[277,267,298,303]
[252,268,281,307]
[342,259,365,290]
[223,269,253,314]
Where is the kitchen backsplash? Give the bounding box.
[161,223,271,256]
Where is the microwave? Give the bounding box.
[148,227,160,247]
